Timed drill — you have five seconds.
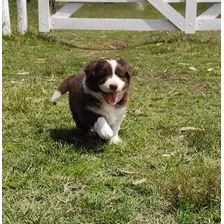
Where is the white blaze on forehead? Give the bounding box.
[99,59,125,94]
[106,59,118,75]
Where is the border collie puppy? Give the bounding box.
[51,58,132,144]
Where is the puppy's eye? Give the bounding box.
[117,73,125,78]
[99,79,105,85]
[125,72,130,78]
[99,72,106,77]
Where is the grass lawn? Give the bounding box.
[2,1,221,223]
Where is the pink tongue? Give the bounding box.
[105,92,118,105]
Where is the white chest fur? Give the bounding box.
[88,103,127,126]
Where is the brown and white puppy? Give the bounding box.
[51,58,132,144]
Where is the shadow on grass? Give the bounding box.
[37,31,219,53]
[49,128,106,154]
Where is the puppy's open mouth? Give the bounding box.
[102,91,118,105]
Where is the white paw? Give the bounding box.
[98,125,114,140]
[110,135,122,144]
[93,117,113,140]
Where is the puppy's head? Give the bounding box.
[84,58,132,105]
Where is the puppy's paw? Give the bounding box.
[94,117,113,140]
[98,126,114,140]
[110,135,121,144]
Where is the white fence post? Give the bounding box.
[38,0,51,32]
[17,0,28,34]
[185,0,197,34]
[2,0,11,35]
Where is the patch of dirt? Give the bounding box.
[190,82,218,96]
[104,42,128,49]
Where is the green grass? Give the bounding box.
[3,1,221,223]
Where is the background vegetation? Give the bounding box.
[2,1,220,223]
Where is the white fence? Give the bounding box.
[38,0,221,34]
[2,0,221,35]
[2,0,28,35]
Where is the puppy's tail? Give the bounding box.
[51,75,74,102]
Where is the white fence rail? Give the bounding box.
[38,0,221,34]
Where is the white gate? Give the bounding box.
[38,0,221,34]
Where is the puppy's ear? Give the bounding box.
[117,58,133,79]
[84,60,98,78]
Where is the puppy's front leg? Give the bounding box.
[110,115,125,144]
[93,117,113,140]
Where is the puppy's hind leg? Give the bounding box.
[71,110,91,135]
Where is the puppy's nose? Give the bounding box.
[109,84,118,91]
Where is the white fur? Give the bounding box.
[51,90,61,102]
[106,59,117,74]
[110,135,121,144]
[93,117,114,140]
[99,60,125,93]
[88,102,126,144]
